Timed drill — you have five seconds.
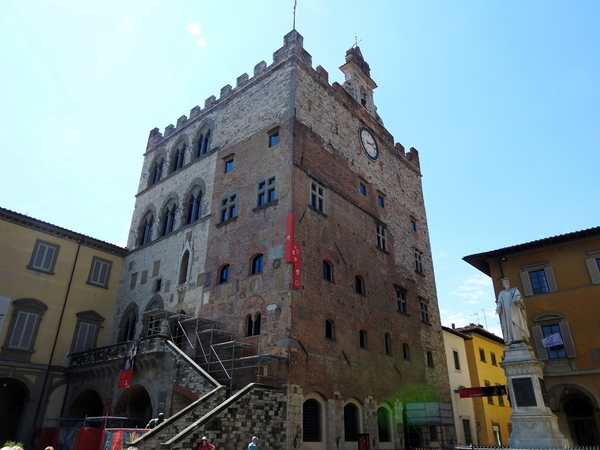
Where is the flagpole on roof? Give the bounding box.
[293,0,297,30]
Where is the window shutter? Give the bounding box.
[586,258,600,284]
[10,311,37,349]
[531,326,548,360]
[545,267,558,292]
[0,296,10,333]
[520,271,533,296]
[559,322,576,357]
[74,323,95,353]
[33,245,47,268]
[42,245,56,270]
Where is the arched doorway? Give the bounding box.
[68,389,104,425]
[0,377,28,444]
[563,392,599,445]
[114,384,152,428]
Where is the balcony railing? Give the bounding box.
[66,335,169,368]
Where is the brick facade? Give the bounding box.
[65,30,452,450]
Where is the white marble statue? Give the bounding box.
[496,278,530,345]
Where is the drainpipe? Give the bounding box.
[31,238,83,448]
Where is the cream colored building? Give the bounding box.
[0,207,126,446]
[442,326,478,446]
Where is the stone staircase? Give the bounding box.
[130,341,288,450]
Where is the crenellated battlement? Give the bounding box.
[146,30,311,150]
[143,29,421,172]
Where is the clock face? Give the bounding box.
[358,126,379,160]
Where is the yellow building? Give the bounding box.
[455,324,512,446]
[0,207,126,446]
[464,225,600,446]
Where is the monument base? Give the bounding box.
[501,343,569,448]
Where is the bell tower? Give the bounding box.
[340,45,380,122]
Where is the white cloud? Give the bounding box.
[197,38,207,47]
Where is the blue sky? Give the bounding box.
[2,1,599,336]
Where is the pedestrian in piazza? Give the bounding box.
[197,436,215,450]
[248,436,259,450]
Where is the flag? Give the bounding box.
[541,332,563,348]
[118,340,139,388]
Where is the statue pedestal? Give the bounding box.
[500,343,568,448]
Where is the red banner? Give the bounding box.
[118,369,133,389]
[459,385,507,398]
[285,213,301,289]
[458,387,483,398]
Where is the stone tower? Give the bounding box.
[67,30,451,450]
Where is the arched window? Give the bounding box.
[251,254,264,274]
[385,333,392,355]
[171,146,185,173]
[355,275,365,295]
[118,308,137,343]
[246,313,261,336]
[403,343,410,360]
[139,214,154,246]
[344,403,360,442]
[179,250,190,285]
[186,191,202,224]
[162,203,177,236]
[427,351,434,367]
[323,261,333,281]
[218,264,230,284]
[359,330,368,348]
[377,407,392,442]
[326,319,334,340]
[150,158,164,185]
[203,130,211,154]
[303,398,322,442]
[197,133,204,157]
[197,130,212,157]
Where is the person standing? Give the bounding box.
[248,436,259,450]
[146,412,165,429]
[496,278,530,345]
[198,436,215,450]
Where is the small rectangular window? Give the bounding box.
[491,352,497,366]
[414,251,423,274]
[453,350,460,370]
[378,195,385,208]
[376,224,387,251]
[269,131,279,147]
[396,287,407,314]
[88,257,112,288]
[529,269,550,294]
[225,158,234,173]
[420,301,429,324]
[496,383,505,406]
[410,219,417,232]
[541,324,568,359]
[29,240,59,273]
[359,182,367,196]
[220,194,237,222]
[326,320,334,340]
[485,381,494,405]
[479,348,486,362]
[257,176,277,207]
[310,181,325,212]
[359,330,367,348]
[385,333,392,355]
